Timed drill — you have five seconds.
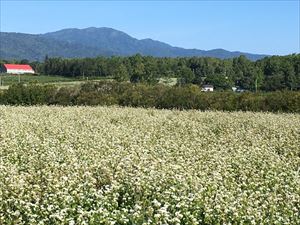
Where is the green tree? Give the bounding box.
[115,64,129,82]
[177,66,195,85]
[283,63,296,90]
[205,74,233,90]
[128,54,146,83]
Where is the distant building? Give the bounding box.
[236,88,247,93]
[202,85,214,92]
[232,86,248,93]
[1,64,35,74]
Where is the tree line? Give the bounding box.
[1,54,300,91]
[0,82,299,112]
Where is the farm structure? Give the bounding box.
[1,64,35,74]
[202,84,214,92]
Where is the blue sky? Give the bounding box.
[0,0,299,55]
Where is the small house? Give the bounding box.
[202,85,214,92]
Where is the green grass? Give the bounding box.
[0,74,72,85]
[0,74,113,87]
[0,75,178,90]
[0,74,178,87]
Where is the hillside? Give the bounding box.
[0,27,268,61]
[0,32,114,61]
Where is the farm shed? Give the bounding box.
[202,85,214,92]
[1,64,35,74]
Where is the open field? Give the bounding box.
[0,74,74,85]
[0,106,299,224]
[0,74,113,89]
[0,74,177,87]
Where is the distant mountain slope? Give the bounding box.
[0,27,268,61]
[0,32,114,61]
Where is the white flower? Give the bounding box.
[0,106,299,224]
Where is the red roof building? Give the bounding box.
[2,64,35,74]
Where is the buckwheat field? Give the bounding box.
[0,106,299,225]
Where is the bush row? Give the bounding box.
[0,82,300,112]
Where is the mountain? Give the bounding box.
[0,27,268,61]
[0,32,114,61]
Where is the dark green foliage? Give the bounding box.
[177,66,195,85]
[204,74,233,90]
[50,87,77,106]
[1,82,299,113]
[114,64,129,82]
[14,54,300,91]
[264,91,300,112]
[1,54,299,111]
[0,83,56,105]
[2,54,299,91]
[76,81,119,106]
[258,55,300,91]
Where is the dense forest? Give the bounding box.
[1,54,300,91]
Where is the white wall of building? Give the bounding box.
[6,69,35,74]
[202,87,214,92]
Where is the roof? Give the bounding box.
[4,64,34,71]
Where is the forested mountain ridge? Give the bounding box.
[0,27,268,61]
[0,32,115,61]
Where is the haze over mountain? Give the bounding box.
[0,27,268,61]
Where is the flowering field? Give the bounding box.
[0,106,299,224]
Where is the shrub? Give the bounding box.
[0,81,299,113]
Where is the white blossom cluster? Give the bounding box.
[0,106,299,224]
